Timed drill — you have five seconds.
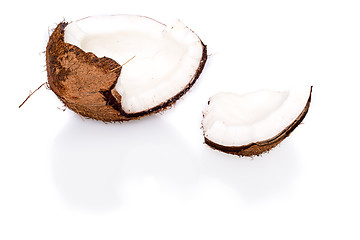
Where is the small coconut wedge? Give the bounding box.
[202,86,312,157]
[46,15,207,121]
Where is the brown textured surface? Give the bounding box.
[204,87,313,157]
[46,20,207,122]
[46,22,130,122]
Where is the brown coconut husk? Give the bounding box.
[46,21,207,122]
[204,87,313,157]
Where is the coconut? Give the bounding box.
[46,15,207,122]
[202,86,312,157]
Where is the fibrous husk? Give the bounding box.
[46,18,207,122]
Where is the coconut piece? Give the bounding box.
[202,86,312,157]
[46,15,207,121]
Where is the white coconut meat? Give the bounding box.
[202,86,312,148]
[64,15,205,115]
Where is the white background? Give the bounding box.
[1,0,360,239]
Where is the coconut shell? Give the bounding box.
[46,21,207,122]
[204,87,313,157]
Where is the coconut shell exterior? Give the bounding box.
[46,22,127,122]
[204,87,313,157]
[46,21,207,122]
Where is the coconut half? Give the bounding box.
[202,86,312,156]
[46,15,207,121]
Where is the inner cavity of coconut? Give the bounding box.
[64,15,203,114]
[202,86,311,147]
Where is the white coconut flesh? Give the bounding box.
[202,86,312,147]
[64,15,204,114]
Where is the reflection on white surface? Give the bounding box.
[200,143,299,203]
[52,115,299,211]
[51,116,201,211]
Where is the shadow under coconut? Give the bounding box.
[51,115,200,212]
[199,140,300,204]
